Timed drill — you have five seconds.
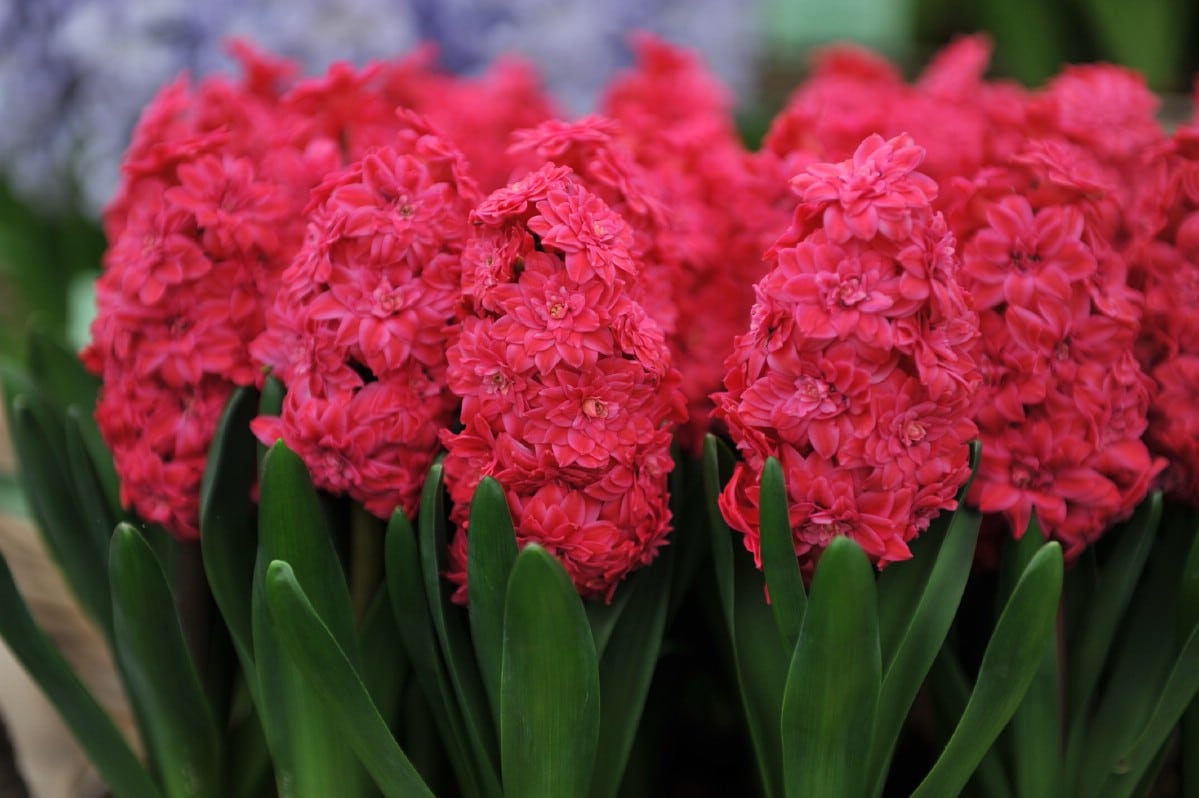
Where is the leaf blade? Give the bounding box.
[501,544,600,798]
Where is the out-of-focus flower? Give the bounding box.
[601,35,791,452]
[715,133,981,572]
[413,0,759,115]
[0,0,761,215]
[955,133,1164,558]
[442,163,686,601]
[82,49,338,538]
[1133,125,1199,503]
[252,114,480,519]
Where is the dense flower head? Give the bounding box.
[443,163,686,601]
[1131,125,1199,503]
[763,36,1028,202]
[252,115,480,518]
[955,137,1165,556]
[83,50,339,537]
[601,35,790,451]
[715,134,981,571]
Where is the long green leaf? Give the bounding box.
[360,584,409,733]
[1181,515,1199,798]
[109,524,222,798]
[8,395,111,636]
[1066,493,1161,730]
[702,434,785,798]
[1006,519,1062,798]
[758,457,805,653]
[385,509,499,798]
[418,465,501,776]
[501,544,600,798]
[702,434,738,632]
[1097,621,1199,798]
[588,542,675,798]
[65,403,121,521]
[252,441,365,798]
[199,387,260,674]
[467,476,518,730]
[0,543,161,798]
[927,650,1014,798]
[868,504,982,798]
[911,542,1063,798]
[264,560,435,798]
[25,327,100,414]
[782,536,880,798]
[63,406,119,562]
[1073,517,1192,797]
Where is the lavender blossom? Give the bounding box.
[1,0,762,216]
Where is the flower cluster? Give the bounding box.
[82,48,333,538]
[1133,124,1199,504]
[85,47,556,538]
[442,163,686,600]
[763,38,1168,556]
[251,115,481,519]
[601,36,790,451]
[716,134,981,570]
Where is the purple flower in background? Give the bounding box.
[0,0,761,216]
[411,0,759,113]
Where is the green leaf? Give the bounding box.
[264,560,435,798]
[199,387,260,676]
[25,327,100,414]
[360,584,409,733]
[868,503,982,798]
[65,402,121,519]
[501,544,600,798]
[588,542,675,798]
[1066,493,1161,731]
[782,536,880,798]
[109,524,222,798]
[1072,517,1192,797]
[584,584,635,661]
[911,542,1063,798]
[0,542,161,798]
[8,394,111,636]
[1005,519,1062,798]
[702,434,785,798]
[252,441,365,798]
[467,476,518,729]
[1181,515,1199,798]
[702,434,738,632]
[1097,621,1199,797]
[385,509,500,798]
[927,650,1013,798]
[758,457,805,653]
[418,465,500,775]
[63,406,119,561]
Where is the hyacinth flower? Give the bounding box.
[698,132,1065,798]
[757,38,1199,797]
[600,35,791,452]
[442,161,686,601]
[251,113,480,523]
[1133,124,1199,505]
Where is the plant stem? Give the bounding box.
[350,504,383,623]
